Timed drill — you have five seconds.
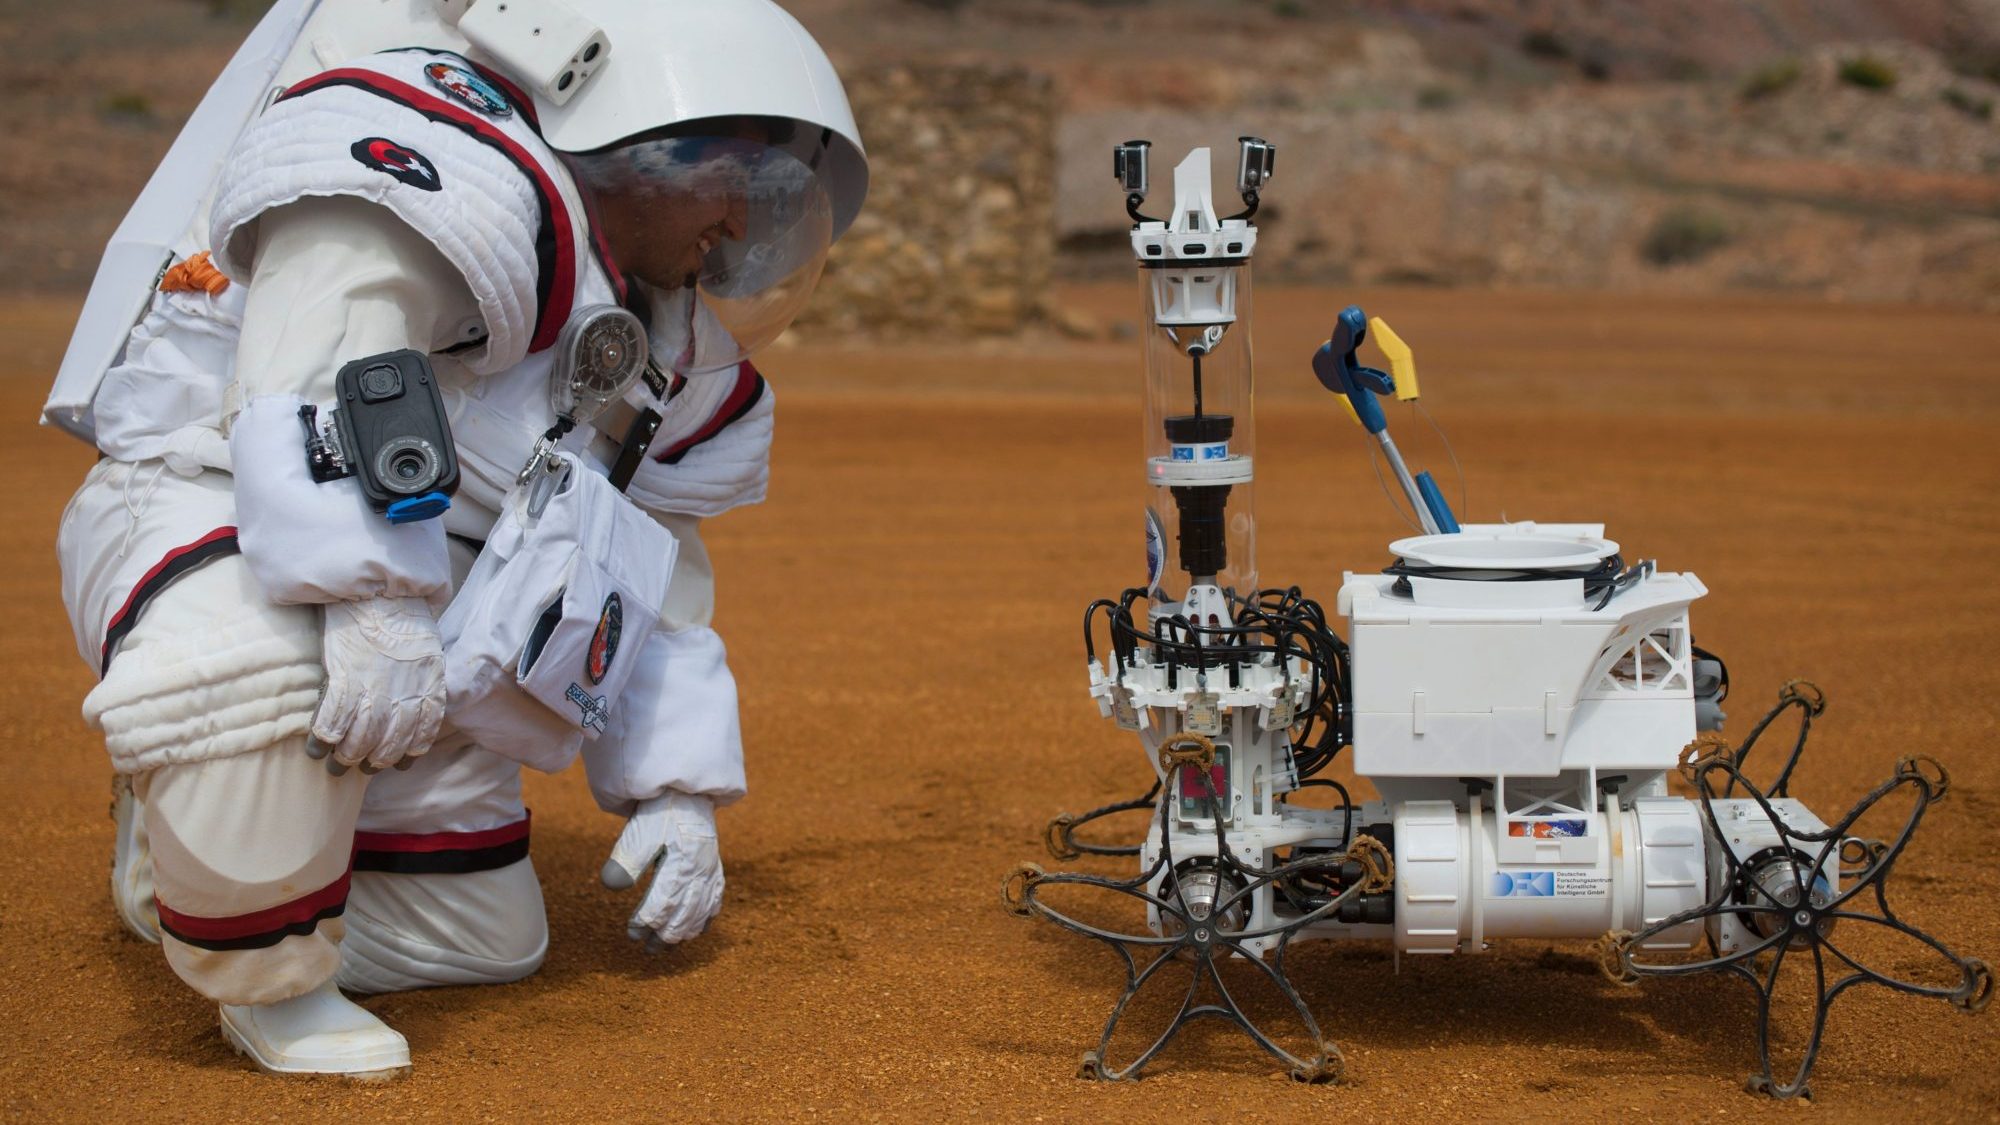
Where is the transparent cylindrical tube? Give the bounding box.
[1140,262,1257,608]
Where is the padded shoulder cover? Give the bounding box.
[210,48,596,374]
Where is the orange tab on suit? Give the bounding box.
[158,250,231,296]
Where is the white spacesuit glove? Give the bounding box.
[305,596,446,775]
[599,790,724,951]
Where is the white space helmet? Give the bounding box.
[448,0,868,372]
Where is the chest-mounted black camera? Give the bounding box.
[298,349,460,524]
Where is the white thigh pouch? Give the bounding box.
[229,393,451,605]
[582,625,748,817]
[439,453,675,774]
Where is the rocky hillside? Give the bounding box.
[1054,39,2000,308]
[6,0,1999,317]
[795,0,2000,309]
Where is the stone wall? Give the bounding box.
[795,64,1058,338]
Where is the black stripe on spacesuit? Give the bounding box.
[276,71,564,354]
[157,902,347,952]
[352,836,531,875]
[653,370,768,466]
[156,872,350,949]
[99,530,241,676]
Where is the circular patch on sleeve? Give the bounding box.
[424,61,515,118]
[587,592,624,685]
[351,137,442,192]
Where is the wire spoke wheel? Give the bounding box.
[1044,780,1162,860]
[1006,760,1381,1082]
[1601,689,1987,1099]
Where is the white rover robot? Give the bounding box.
[1005,139,1990,1098]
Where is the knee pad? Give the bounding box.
[140,747,367,1006]
[336,859,548,995]
[84,554,322,774]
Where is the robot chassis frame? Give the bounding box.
[1003,137,1988,1099]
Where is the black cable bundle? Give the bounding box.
[1083,585,1353,779]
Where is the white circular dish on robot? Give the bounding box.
[1389,532,1618,572]
[1390,532,1620,609]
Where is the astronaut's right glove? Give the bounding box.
[599,790,724,951]
[307,595,446,774]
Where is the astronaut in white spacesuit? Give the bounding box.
[49,0,867,1078]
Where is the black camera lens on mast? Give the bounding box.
[1227,136,1275,222]
[1114,139,1156,225]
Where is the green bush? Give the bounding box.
[1415,84,1460,110]
[1942,87,1995,121]
[1662,56,1708,82]
[194,0,276,18]
[1641,207,1732,266]
[1739,59,1801,101]
[1520,29,1570,61]
[98,92,154,121]
[1945,44,2000,85]
[1837,55,1898,91]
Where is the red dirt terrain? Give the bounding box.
[1,284,1995,1119]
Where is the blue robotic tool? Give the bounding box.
[1311,305,1458,533]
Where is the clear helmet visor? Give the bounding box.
[569,134,832,376]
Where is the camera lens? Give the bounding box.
[373,437,441,495]
[359,364,403,402]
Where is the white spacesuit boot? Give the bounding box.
[219,980,410,1079]
[108,775,161,943]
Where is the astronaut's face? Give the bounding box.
[592,179,750,290]
[571,120,772,291]
[564,120,834,373]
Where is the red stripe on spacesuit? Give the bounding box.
[651,363,767,465]
[155,870,351,951]
[351,814,532,875]
[278,68,578,353]
[465,60,539,131]
[99,526,241,676]
[352,813,531,854]
[572,178,629,304]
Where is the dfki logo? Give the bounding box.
[350,138,441,192]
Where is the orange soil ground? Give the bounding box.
[0,285,1995,1120]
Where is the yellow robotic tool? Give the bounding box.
[1368,315,1419,402]
[1327,315,1420,427]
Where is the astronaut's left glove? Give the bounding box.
[310,595,446,774]
[599,790,724,951]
